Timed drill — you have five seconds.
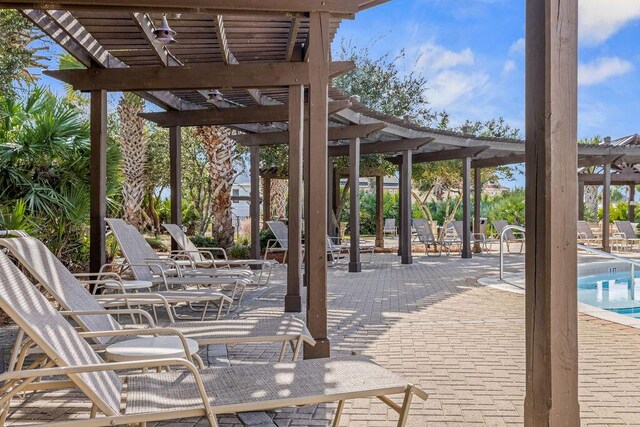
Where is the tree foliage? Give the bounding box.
[0,10,47,95]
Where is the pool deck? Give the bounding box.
[5,251,640,425]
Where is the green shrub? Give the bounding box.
[260,229,276,250]
[227,245,250,259]
[485,189,526,232]
[190,235,220,249]
[145,236,168,252]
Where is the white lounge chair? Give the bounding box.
[614,221,640,251]
[452,221,487,253]
[383,218,397,237]
[0,237,315,367]
[163,223,276,285]
[106,218,250,307]
[265,220,290,262]
[0,251,428,427]
[413,218,448,256]
[492,220,524,254]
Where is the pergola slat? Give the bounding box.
[388,146,490,164]
[232,123,386,146]
[139,100,351,127]
[44,61,355,91]
[327,137,433,157]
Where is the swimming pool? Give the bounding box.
[578,262,640,319]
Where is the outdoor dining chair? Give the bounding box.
[0,251,428,427]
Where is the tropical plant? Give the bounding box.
[485,189,526,231]
[0,85,120,267]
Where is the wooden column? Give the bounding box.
[327,158,337,238]
[169,126,182,251]
[349,138,361,272]
[397,163,403,256]
[461,157,472,259]
[629,185,636,222]
[473,167,482,253]
[524,0,580,424]
[249,145,260,260]
[603,164,611,252]
[286,85,303,313]
[304,11,330,359]
[400,150,413,265]
[375,175,384,248]
[332,168,340,226]
[578,182,585,221]
[89,90,107,274]
[263,177,272,227]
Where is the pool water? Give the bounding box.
[578,272,640,318]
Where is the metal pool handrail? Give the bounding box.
[499,225,526,280]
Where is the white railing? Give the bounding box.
[499,225,526,280]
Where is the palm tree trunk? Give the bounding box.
[270,179,287,218]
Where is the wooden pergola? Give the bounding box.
[8,0,640,422]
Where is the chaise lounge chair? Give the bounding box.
[105,218,251,306]
[452,221,487,253]
[0,251,428,427]
[614,220,640,251]
[0,237,314,366]
[492,220,525,254]
[577,220,600,247]
[413,218,448,256]
[163,223,277,284]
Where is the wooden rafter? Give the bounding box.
[139,100,351,127]
[577,155,622,169]
[328,137,433,157]
[232,123,386,146]
[131,12,181,67]
[44,61,355,91]
[285,17,302,62]
[471,154,525,168]
[25,9,191,111]
[388,146,490,164]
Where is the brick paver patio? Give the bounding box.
[4,252,640,425]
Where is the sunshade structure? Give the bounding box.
[4,0,639,423]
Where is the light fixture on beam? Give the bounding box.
[207,89,223,104]
[153,14,176,45]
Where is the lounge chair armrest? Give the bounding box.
[266,239,285,249]
[472,233,486,241]
[59,309,156,327]
[196,247,228,260]
[0,357,200,382]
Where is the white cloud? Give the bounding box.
[578,56,633,86]
[416,41,474,72]
[579,0,640,45]
[428,70,490,109]
[509,38,525,56]
[502,60,516,76]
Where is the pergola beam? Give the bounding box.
[388,146,490,164]
[232,123,386,146]
[328,137,433,157]
[2,0,362,15]
[139,100,351,127]
[44,61,355,91]
[577,155,622,169]
[471,154,525,168]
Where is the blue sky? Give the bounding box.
[338,0,640,140]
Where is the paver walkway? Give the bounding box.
[4,253,640,425]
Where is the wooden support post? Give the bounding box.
[349,138,361,273]
[304,11,330,359]
[629,185,636,222]
[327,158,337,238]
[286,85,303,313]
[603,164,611,252]
[524,0,580,424]
[578,182,585,221]
[461,157,472,259]
[375,175,384,248]
[249,146,261,261]
[89,90,107,274]
[473,167,482,253]
[169,126,182,251]
[400,150,413,265]
[303,104,310,289]
[332,168,340,224]
[263,177,272,227]
[397,163,403,256]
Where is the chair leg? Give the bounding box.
[278,341,288,362]
[396,387,414,427]
[333,400,346,427]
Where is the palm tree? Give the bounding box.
[195,126,241,247]
[270,179,287,218]
[117,92,147,229]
